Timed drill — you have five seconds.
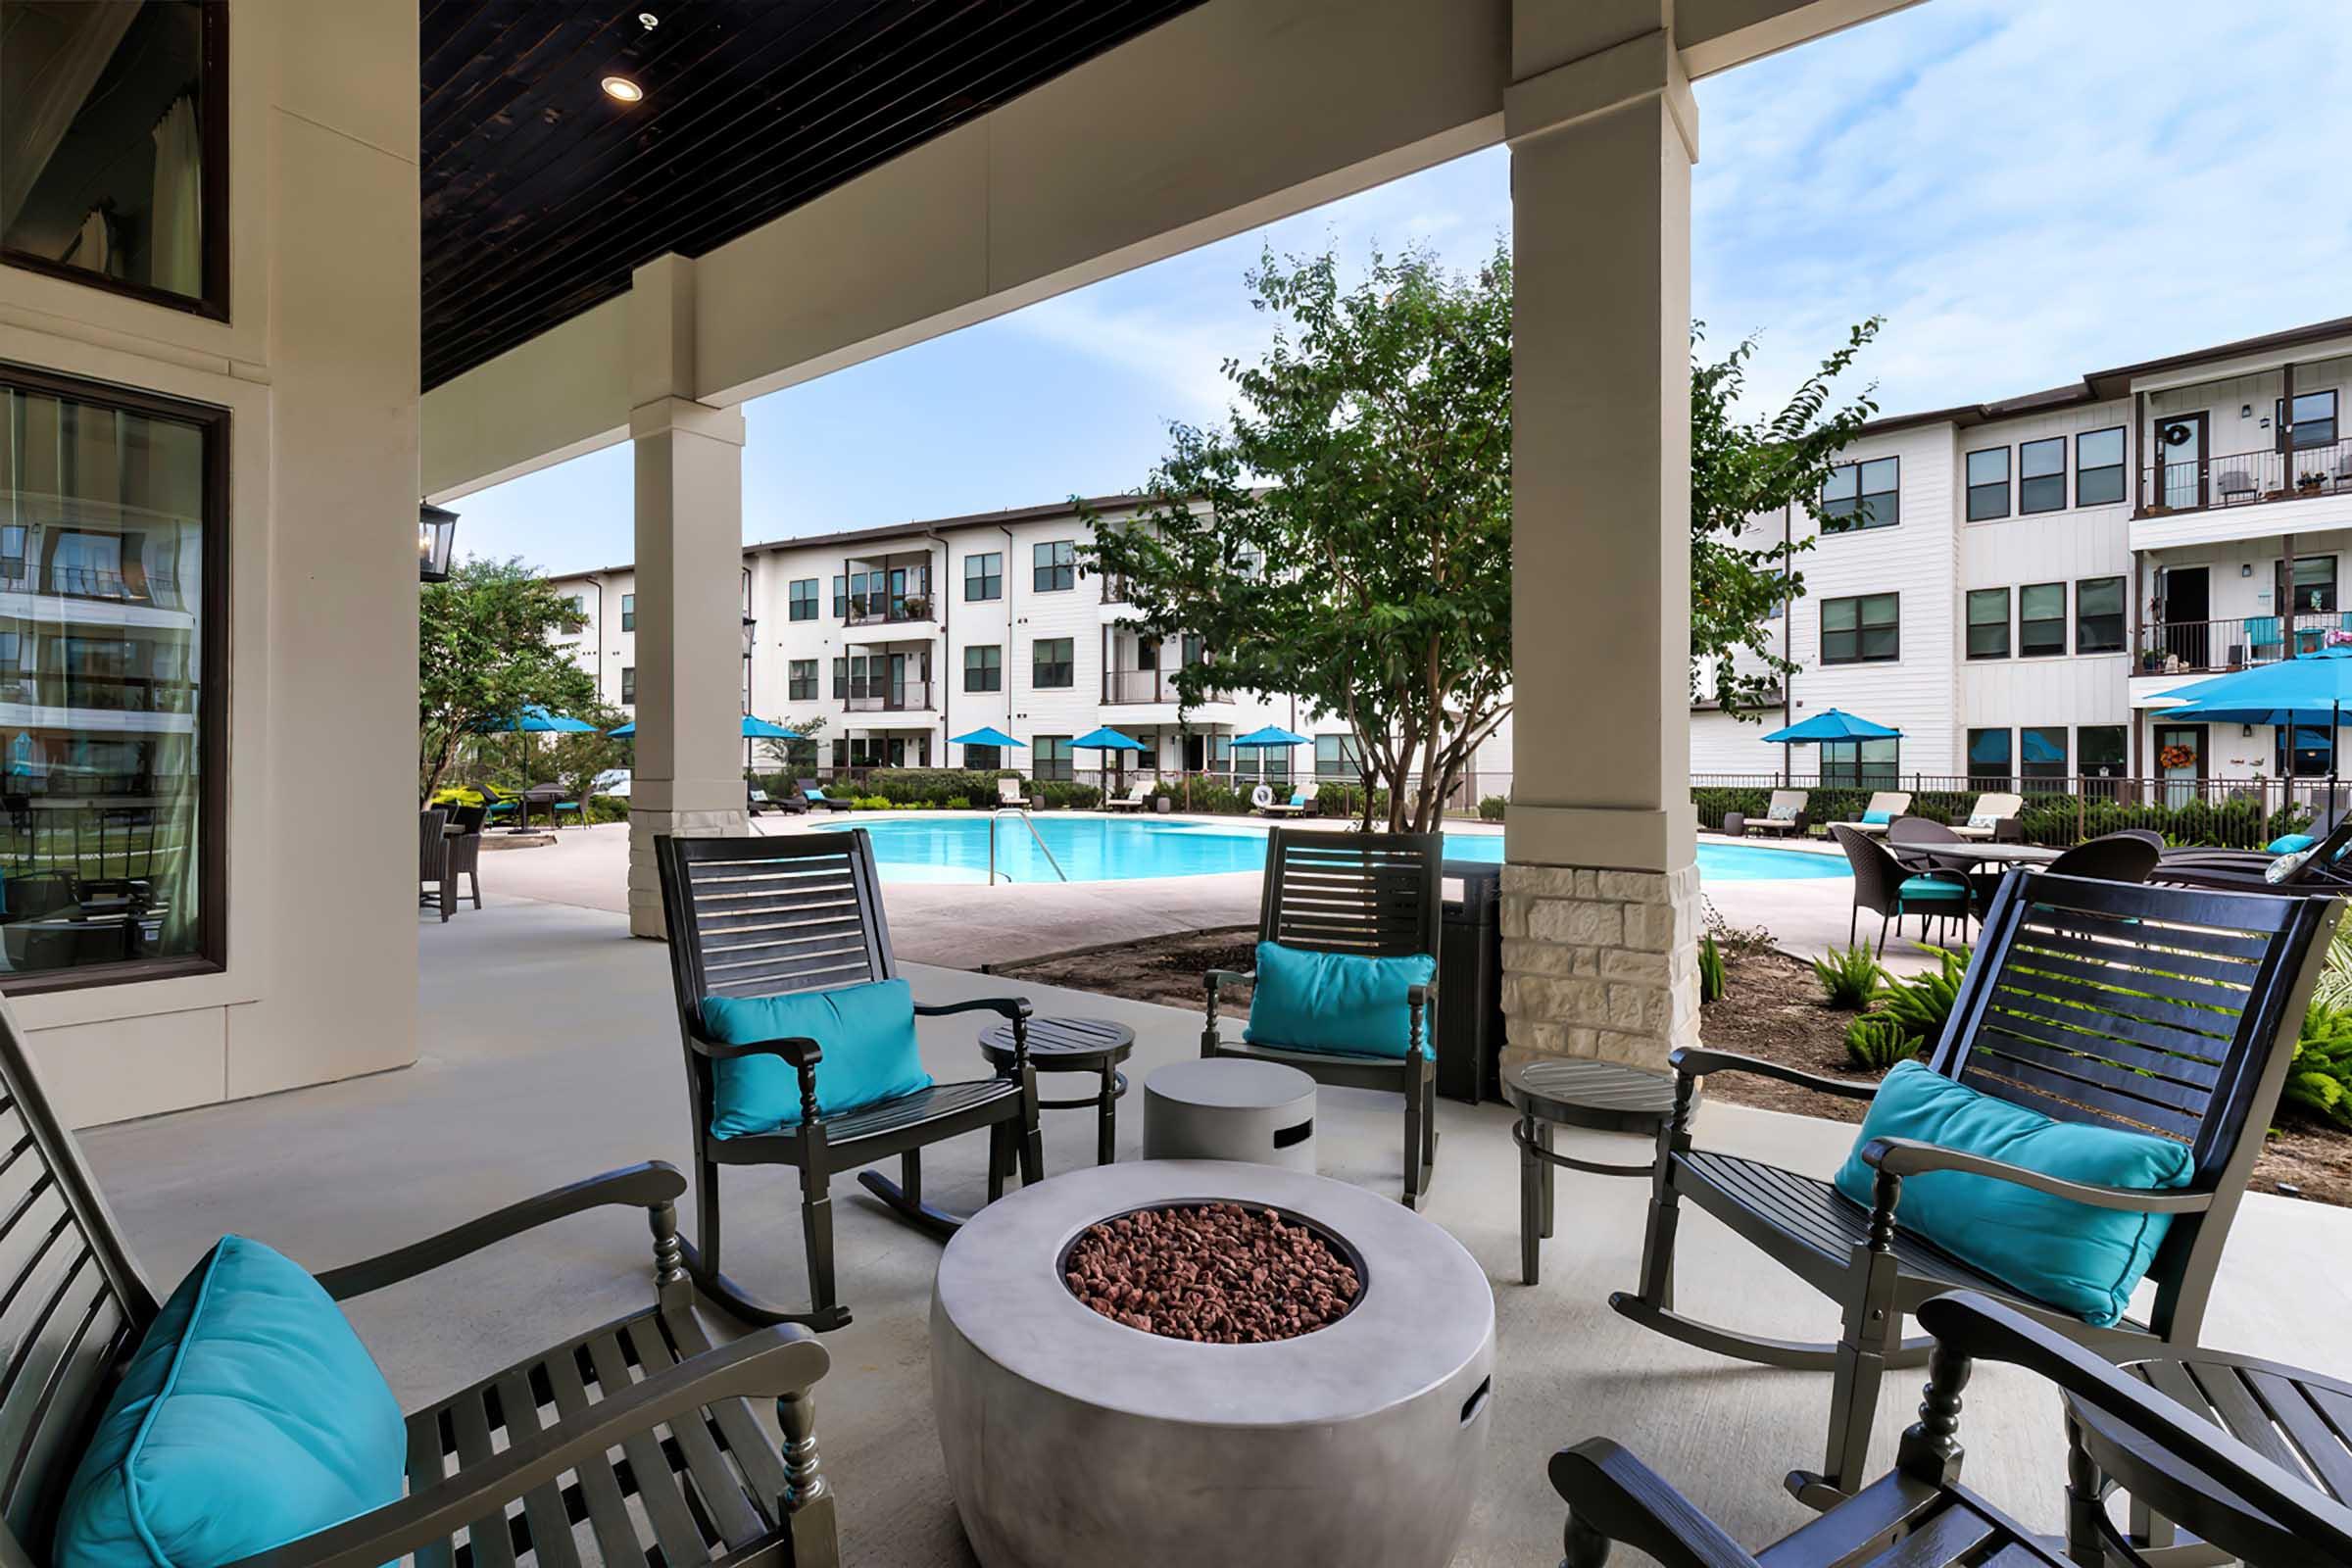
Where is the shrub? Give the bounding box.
[1697,934,1726,1004]
[946,796,972,810]
[1873,944,1970,1048]
[1477,795,1507,822]
[1812,943,1881,1010]
[2286,994,2352,1128]
[1038,781,1101,810]
[854,795,891,810]
[1844,1013,1922,1072]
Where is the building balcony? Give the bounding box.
[1102,666,1229,706]
[845,679,935,713]
[2132,612,2352,678]
[844,590,936,627]
[2137,433,2352,517]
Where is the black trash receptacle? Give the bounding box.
[1437,859,1504,1104]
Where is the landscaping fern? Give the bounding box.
[2286,998,2352,1129]
[1873,944,1972,1049]
[1844,1014,1922,1072]
[1697,934,1727,1004]
[1812,943,1880,1010]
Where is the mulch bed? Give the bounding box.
[1062,1201,1361,1343]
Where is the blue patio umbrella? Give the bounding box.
[471,705,599,734]
[2154,645,2352,790]
[1072,725,1146,785]
[606,715,802,739]
[1231,722,1311,785]
[1758,707,1902,786]
[949,725,1025,750]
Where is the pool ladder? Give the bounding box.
[988,807,1068,885]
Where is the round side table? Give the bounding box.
[979,1016,1136,1169]
[1500,1057,1686,1286]
[1142,1058,1317,1169]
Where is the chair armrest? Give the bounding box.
[315,1162,687,1300]
[1668,1046,1879,1102]
[1205,968,1253,995]
[912,996,1032,1024]
[687,1025,822,1069]
[220,1326,834,1568]
[1861,1138,2215,1214]
[1549,1438,1765,1568]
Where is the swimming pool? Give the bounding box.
[817,815,1850,885]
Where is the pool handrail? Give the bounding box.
[989,806,1068,885]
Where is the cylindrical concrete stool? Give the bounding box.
[1142,1058,1316,1169]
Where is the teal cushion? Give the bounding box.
[1289,791,1307,808]
[702,978,931,1137]
[56,1236,406,1568]
[1244,941,1436,1058]
[803,786,827,801]
[1834,1061,2196,1325]
[2267,832,2316,855]
[1862,808,1893,825]
[1897,875,1967,903]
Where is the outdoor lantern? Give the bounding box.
[418,503,458,583]
[742,614,757,656]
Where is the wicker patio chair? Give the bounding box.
[1830,823,1971,953]
[1610,870,2339,1508]
[419,807,454,921]
[0,996,841,1568]
[1203,828,1442,1206]
[656,830,1042,1332]
[1555,1292,2352,1568]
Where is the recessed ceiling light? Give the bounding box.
[638,11,660,26]
[601,75,644,103]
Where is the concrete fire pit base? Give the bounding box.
[930,1159,1495,1568]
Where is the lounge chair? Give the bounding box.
[997,775,1035,810]
[1103,778,1152,811]
[1944,790,2022,841]
[1742,788,1810,837]
[1840,791,1912,835]
[2154,811,2352,895]
[1259,779,1319,817]
[1609,869,2339,1506]
[797,778,853,812]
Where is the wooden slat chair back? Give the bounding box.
[1204,829,1444,1205]
[657,830,1041,1332]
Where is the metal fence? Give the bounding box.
[1690,771,2330,850]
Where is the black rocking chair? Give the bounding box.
[1555,1291,2352,1568]
[1202,828,1442,1207]
[1610,870,2340,1508]
[657,830,1043,1333]
[0,996,841,1568]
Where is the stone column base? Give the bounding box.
[1498,862,1701,1074]
[627,805,750,938]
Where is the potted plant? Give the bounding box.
[2299,469,2328,496]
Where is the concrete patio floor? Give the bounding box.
[73,893,2352,1565]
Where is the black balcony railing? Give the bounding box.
[845,588,934,626]
[2135,612,2352,675]
[1101,666,1228,704]
[1101,573,1135,604]
[2139,433,2352,515]
[845,679,935,712]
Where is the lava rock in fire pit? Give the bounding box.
[1063,1201,1360,1343]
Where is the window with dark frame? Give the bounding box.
[830,657,847,700]
[2292,555,2338,613]
[2021,725,2068,780]
[620,666,636,705]
[787,578,817,620]
[2075,575,2126,653]
[964,552,1003,602]
[2278,723,2334,778]
[963,743,1002,770]
[1820,592,1898,663]
[1031,637,1073,689]
[830,575,846,617]
[1035,735,1073,781]
[2280,391,2339,451]
[620,593,635,631]
[1965,448,2010,520]
[2079,724,2128,779]
[1033,540,1075,592]
[1966,587,2010,659]
[2076,427,2126,506]
[0,2,227,318]
[1967,727,2011,783]
[1314,733,1362,778]
[2020,437,2067,514]
[787,659,816,701]
[963,644,1001,693]
[1821,457,1898,532]
[2019,581,2067,657]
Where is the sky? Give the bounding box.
[455,0,2352,577]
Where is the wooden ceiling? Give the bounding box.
[420,1,1205,392]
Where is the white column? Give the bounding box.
[1500,12,1701,1072]
[627,255,750,938]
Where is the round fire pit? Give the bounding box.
[931,1160,1495,1567]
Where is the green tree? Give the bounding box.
[1689,318,1884,718]
[418,557,596,804]
[1083,243,1511,833]
[541,698,632,801]
[756,715,828,776]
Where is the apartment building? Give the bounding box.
[1692,316,2352,793]
[546,496,1347,785]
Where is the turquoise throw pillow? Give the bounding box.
[56,1236,406,1568]
[702,978,931,1137]
[1244,941,1437,1058]
[1834,1060,2195,1325]
[2267,832,2316,855]
[804,786,827,801]
[1862,808,1893,825]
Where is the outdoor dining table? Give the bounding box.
[1900,841,2063,867]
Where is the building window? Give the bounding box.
[1821,737,1897,789]
[964,644,1001,693]
[964,743,1002,770]
[1,2,226,317]
[1315,733,1362,778]
[620,593,636,632]
[787,659,816,701]
[1033,540,1075,593]
[1181,633,1204,667]
[1965,588,2010,660]
[2278,723,2334,778]
[1965,448,2010,520]
[1820,592,1897,664]
[2021,725,2068,780]
[964,552,1003,602]
[1967,728,2011,783]
[2293,555,2337,613]
[787,578,817,620]
[1032,637,1073,689]
[2076,575,2125,653]
[2020,437,2067,514]
[2019,582,2067,657]
[2080,724,2128,780]
[2281,390,2339,451]
[830,657,846,700]
[620,666,636,705]
[1035,735,1073,781]
[1821,457,1898,531]
[0,370,222,987]
[830,575,846,618]
[2076,427,2126,506]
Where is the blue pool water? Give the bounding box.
[819,815,1850,886]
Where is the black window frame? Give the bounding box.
[1314,733,1363,779]
[620,665,636,705]
[2018,581,2068,658]
[963,742,1002,770]
[1965,587,2011,660]
[2079,723,2128,779]
[2293,554,2338,614]
[1033,540,1075,593]
[1821,456,1899,533]
[1965,447,2011,521]
[2280,390,2339,451]
[963,644,1002,693]
[2019,436,2067,514]
[1035,735,1073,782]
[786,659,816,702]
[830,575,846,617]
[2075,574,2126,654]
[620,593,635,632]
[786,578,817,621]
[963,551,1003,602]
[1967,727,2012,784]
[830,657,847,701]
[1031,636,1073,689]
[2076,426,2127,507]
[2021,725,2069,781]
[1820,592,1898,664]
